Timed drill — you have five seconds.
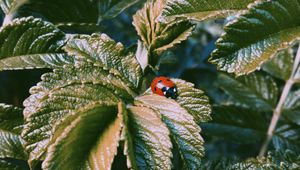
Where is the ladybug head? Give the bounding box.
[164,86,178,99]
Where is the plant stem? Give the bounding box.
[259,44,300,157]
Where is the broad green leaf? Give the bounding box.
[0,159,23,170]
[0,104,27,163]
[133,0,194,66]
[21,63,134,165]
[263,49,293,81]
[202,105,267,144]
[158,0,253,23]
[210,0,300,76]
[135,94,204,169]
[42,103,121,170]
[0,0,27,15]
[126,105,172,170]
[17,0,98,24]
[217,73,278,111]
[283,89,300,125]
[0,131,27,160]
[97,0,141,20]
[64,33,142,88]
[15,0,140,29]
[0,104,23,134]
[0,17,73,71]
[272,124,300,152]
[173,79,211,123]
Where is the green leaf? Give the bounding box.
[0,104,27,162]
[173,79,211,123]
[126,105,173,170]
[217,72,278,111]
[17,0,98,24]
[210,0,300,76]
[135,94,204,169]
[283,89,300,125]
[64,33,142,88]
[0,104,23,134]
[0,159,23,170]
[42,103,122,170]
[158,0,253,23]
[97,0,141,20]
[133,0,194,66]
[22,64,130,165]
[0,17,73,71]
[0,0,27,15]
[263,49,293,81]
[229,150,300,170]
[202,105,267,144]
[0,131,27,160]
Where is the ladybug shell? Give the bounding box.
[151,76,178,99]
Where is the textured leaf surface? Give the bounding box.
[64,33,142,88]
[210,0,300,75]
[21,62,135,165]
[263,49,293,81]
[0,104,23,134]
[229,150,300,170]
[159,0,253,22]
[173,79,211,123]
[42,104,121,170]
[126,105,172,170]
[133,0,194,64]
[217,73,278,111]
[0,104,27,162]
[283,89,300,125]
[0,17,72,71]
[202,106,267,144]
[135,95,204,169]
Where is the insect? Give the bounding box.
[151,76,178,99]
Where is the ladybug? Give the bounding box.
[151,76,178,99]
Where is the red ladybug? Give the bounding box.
[151,76,178,99]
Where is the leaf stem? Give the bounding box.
[259,44,300,157]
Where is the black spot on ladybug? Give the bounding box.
[154,87,157,91]
[158,80,162,83]
[167,79,171,81]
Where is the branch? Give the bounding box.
[259,44,300,157]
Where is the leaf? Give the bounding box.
[42,103,122,170]
[98,0,141,20]
[0,159,23,170]
[263,49,293,81]
[0,17,73,71]
[64,33,142,88]
[0,0,27,15]
[202,105,267,144]
[135,94,204,169]
[17,0,98,24]
[229,150,300,170]
[217,72,278,111]
[283,89,300,125]
[133,0,194,65]
[0,104,23,134]
[173,79,211,123]
[210,0,300,76]
[126,105,173,170]
[158,0,253,23]
[0,104,28,162]
[0,131,27,160]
